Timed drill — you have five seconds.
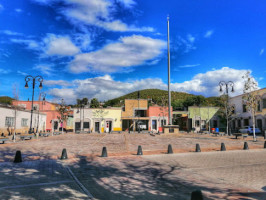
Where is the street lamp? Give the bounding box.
[25,75,43,134]
[219,81,234,135]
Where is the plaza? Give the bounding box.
[0,132,266,199]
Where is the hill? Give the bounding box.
[104,89,222,109]
[0,96,14,105]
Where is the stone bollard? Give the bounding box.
[167,144,173,154]
[195,144,201,152]
[60,148,68,160]
[191,190,204,200]
[221,143,226,151]
[101,147,108,157]
[137,145,143,155]
[14,150,22,163]
[243,142,249,150]
[264,141,266,149]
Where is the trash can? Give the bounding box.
[215,128,219,132]
[211,128,215,133]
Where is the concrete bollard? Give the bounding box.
[101,147,108,157]
[137,145,143,155]
[195,144,201,152]
[264,141,266,149]
[221,143,226,151]
[14,150,22,163]
[243,142,249,150]
[167,144,173,154]
[191,190,204,200]
[60,148,68,160]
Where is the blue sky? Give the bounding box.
[0,0,265,103]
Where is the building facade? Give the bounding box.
[229,88,266,132]
[0,104,46,134]
[73,107,122,133]
[148,106,171,132]
[12,100,67,132]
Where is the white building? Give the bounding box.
[0,104,46,135]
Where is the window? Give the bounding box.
[134,110,147,117]
[33,104,39,110]
[21,118,28,127]
[83,122,90,128]
[257,101,261,111]
[263,99,266,109]
[161,119,166,126]
[231,106,235,114]
[244,118,249,126]
[213,120,218,128]
[5,117,14,127]
[238,120,241,127]
[243,104,247,112]
[195,120,200,127]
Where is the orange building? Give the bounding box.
[12,100,67,132]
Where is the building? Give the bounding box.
[229,88,266,132]
[188,106,221,132]
[121,99,149,131]
[73,107,122,133]
[0,104,46,134]
[12,100,67,132]
[148,105,171,132]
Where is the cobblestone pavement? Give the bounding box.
[0,133,266,199]
[68,150,266,200]
[0,132,265,161]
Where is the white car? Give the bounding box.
[239,126,261,135]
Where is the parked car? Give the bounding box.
[239,126,261,134]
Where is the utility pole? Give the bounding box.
[167,16,172,125]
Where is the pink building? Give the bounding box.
[12,100,66,132]
[148,106,173,132]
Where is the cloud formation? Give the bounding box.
[69,35,166,73]
[204,30,214,38]
[33,0,153,32]
[47,67,254,104]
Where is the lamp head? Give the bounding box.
[231,86,234,93]
[219,86,222,92]
[39,82,43,89]
[25,82,29,88]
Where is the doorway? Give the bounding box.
[95,122,100,133]
[75,122,81,132]
[54,121,58,130]
[152,120,157,131]
[257,119,262,131]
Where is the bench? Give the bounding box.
[20,134,34,140]
[53,132,61,135]
[39,132,50,137]
[233,133,248,139]
[0,137,9,144]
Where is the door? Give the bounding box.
[54,121,58,130]
[95,122,100,133]
[257,119,262,131]
[109,121,112,133]
[152,120,157,131]
[75,122,81,131]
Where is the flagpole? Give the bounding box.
[167,15,172,125]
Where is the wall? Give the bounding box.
[122,99,148,118]
[0,106,46,135]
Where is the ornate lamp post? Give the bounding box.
[219,81,234,135]
[25,75,43,134]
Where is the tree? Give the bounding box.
[242,71,259,141]
[90,98,100,108]
[57,99,69,134]
[219,94,235,135]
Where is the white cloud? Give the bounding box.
[171,67,252,96]
[43,34,80,56]
[187,34,195,43]
[15,8,23,13]
[176,35,196,53]
[10,39,39,50]
[69,35,166,73]
[178,64,200,68]
[33,64,54,75]
[47,67,258,104]
[0,68,10,74]
[45,80,71,86]
[260,48,264,56]
[1,30,23,36]
[17,70,28,76]
[0,4,3,12]
[32,0,153,32]
[204,30,214,38]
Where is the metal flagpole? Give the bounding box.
[167,16,172,125]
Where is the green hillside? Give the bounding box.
[0,96,14,105]
[104,89,222,109]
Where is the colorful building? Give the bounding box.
[148,105,171,132]
[73,107,122,133]
[121,99,149,131]
[12,100,67,132]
